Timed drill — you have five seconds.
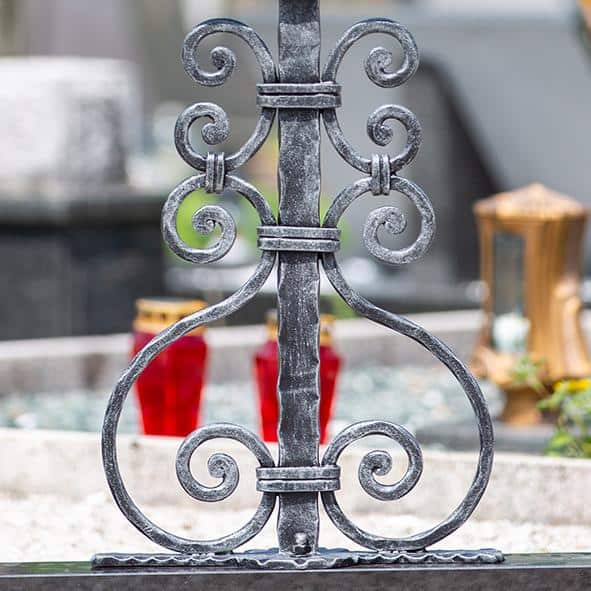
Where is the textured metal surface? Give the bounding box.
[257,226,340,252]
[257,226,340,240]
[323,176,434,265]
[93,548,503,570]
[275,0,323,556]
[257,466,341,479]
[322,19,421,175]
[258,82,341,94]
[97,1,500,571]
[176,19,276,173]
[257,479,340,493]
[258,93,341,109]
[257,465,340,493]
[258,238,340,252]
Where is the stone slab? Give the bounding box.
[417,420,555,454]
[1,554,591,591]
[1,428,590,528]
[0,57,137,197]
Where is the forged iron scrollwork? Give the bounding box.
[95,8,500,570]
[176,18,276,173]
[101,257,276,554]
[317,17,495,555]
[320,250,494,550]
[321,18,435,266]
[100,17,279,556]
[323,176,434,265]
[320,250,495,550]
[322,19,420,175]
[162,174,275,264]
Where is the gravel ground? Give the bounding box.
[0,365,504,439]
[1,491,590,562]
[0,366,571,563]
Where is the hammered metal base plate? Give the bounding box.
[92,548,504,570]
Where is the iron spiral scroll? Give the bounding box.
[94,14,503,569]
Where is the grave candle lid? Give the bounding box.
[134,298,207,334]
[474,183,587,221]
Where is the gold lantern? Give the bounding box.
[471,184,591,425]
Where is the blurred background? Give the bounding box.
[1,0,590,339]
[2,1,591,561]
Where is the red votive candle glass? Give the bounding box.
[132,298,208,437]
[254,311,341,444]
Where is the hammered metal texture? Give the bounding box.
[93,548,504,570]
[96,1,501,570]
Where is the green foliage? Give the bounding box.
[173,186,348,250]
[509,355,546,394]
[327,293,357,319]
[236,184,349,248]
[171,183,354,318]
[539,379,591,458]
[174,190,221,249]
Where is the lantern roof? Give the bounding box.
[474,183,588,221]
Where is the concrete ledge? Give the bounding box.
[4,309,591,393]
[0,311,482,394]
[1,428,589,527]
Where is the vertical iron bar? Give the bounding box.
[276,0,322,554]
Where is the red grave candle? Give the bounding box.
[254,311,341,444]
[132,299,208,437]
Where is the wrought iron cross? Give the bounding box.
[93,0,502,569]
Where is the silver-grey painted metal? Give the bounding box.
[257,466,341,480]
[162,175,274,265]
[176,19,276,173]
[257,479,340,494]
[258,82,341,95]
[257,82,341,109]
[94,2,501,570]
[320,256,495,550]
[258,93,341,109]
[322,421,423,503]
[275,0,323,557]
[257,226,341,253]
[93,548,504,570]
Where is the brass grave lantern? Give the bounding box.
[472,184,591,425]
